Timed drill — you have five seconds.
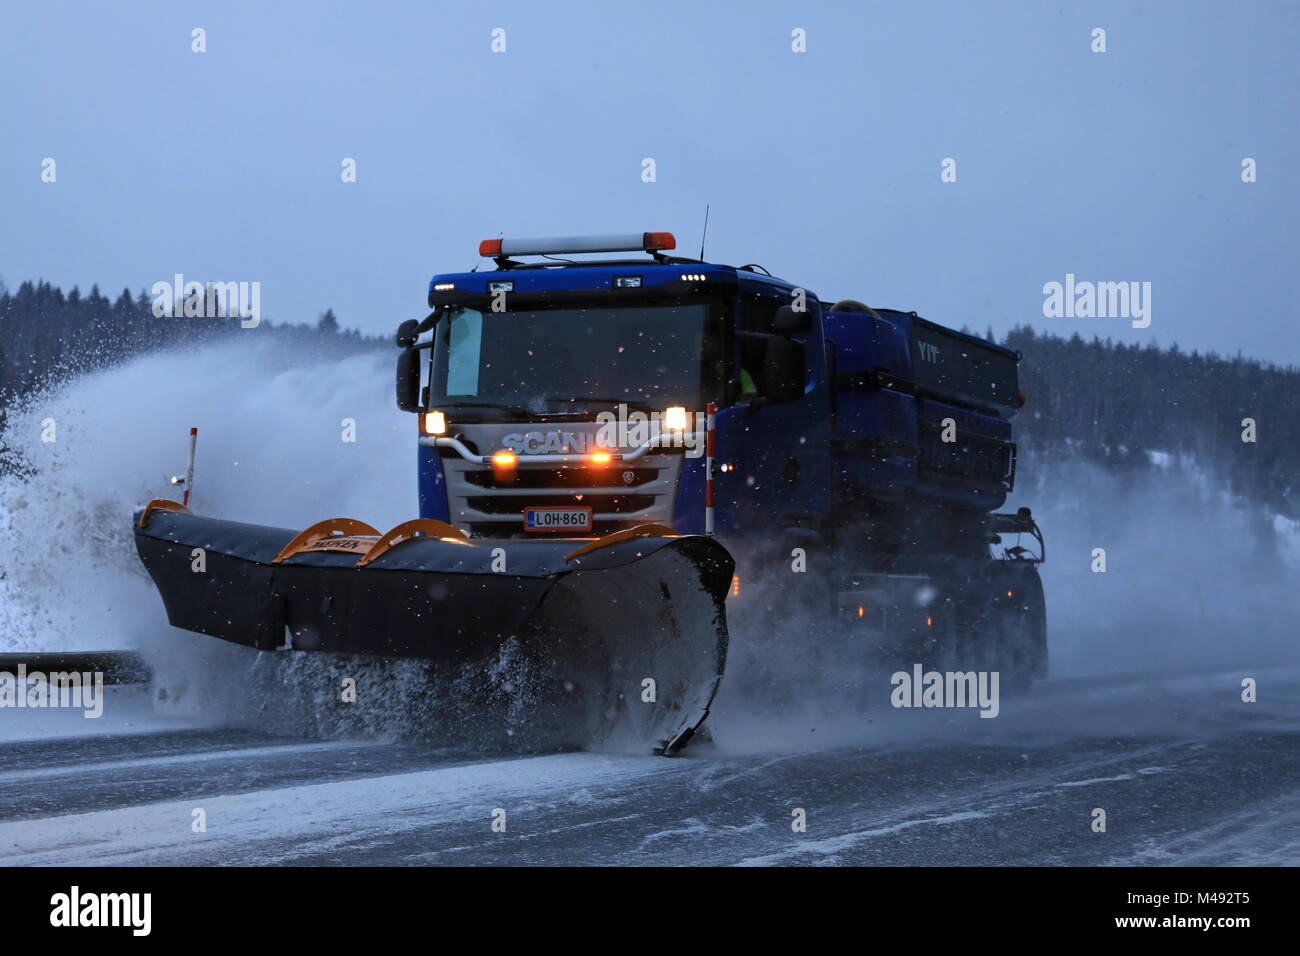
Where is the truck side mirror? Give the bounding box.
[395,319,419,348]
[396,348,421,411]
[764,336,806,404]
[774,304,812,334]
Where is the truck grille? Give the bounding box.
[465,494,657,515]
[441,453,684,537]
[462,466,662,490]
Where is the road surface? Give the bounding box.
[1,664,1295,866]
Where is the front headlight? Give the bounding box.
[424,410,447,435]
[664,406,688,431]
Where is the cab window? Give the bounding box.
[736,294,783,400]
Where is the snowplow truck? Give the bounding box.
[134,230,1044,756]
[399,231,1046,692]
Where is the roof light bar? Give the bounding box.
[477,233,676,258]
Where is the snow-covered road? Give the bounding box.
[2,667,1296,866]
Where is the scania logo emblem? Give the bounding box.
[622,470,635,485]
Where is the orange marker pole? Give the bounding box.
[182,427,197,508]
[705,403,715,536]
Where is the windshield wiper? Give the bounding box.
[441,401,532,417]
[544,397,658,411]
[440,400,596,419]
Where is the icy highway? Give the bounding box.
[1,665,1296,867]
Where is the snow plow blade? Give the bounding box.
[132,502,733,754]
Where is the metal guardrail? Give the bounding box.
[0,651,151,685]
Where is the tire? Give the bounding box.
[981,563,1047,695]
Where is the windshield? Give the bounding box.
[430,301,716,413]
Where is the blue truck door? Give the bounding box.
[714,288,831,537]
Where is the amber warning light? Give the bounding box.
[479,233,676,258]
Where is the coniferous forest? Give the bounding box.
[1,278,1296,517]
[1003,325,1297,518]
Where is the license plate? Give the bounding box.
[524,506,593,533]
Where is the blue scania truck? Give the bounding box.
[134,229,1045,755]
[397,231,1046,694]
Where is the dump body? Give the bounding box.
[824,308,1020,512]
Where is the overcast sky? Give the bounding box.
[3,1,1297,364]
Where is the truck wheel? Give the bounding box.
[906,556,986,675]
[984,563,1047,695]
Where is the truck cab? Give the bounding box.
[397,232,831,540]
